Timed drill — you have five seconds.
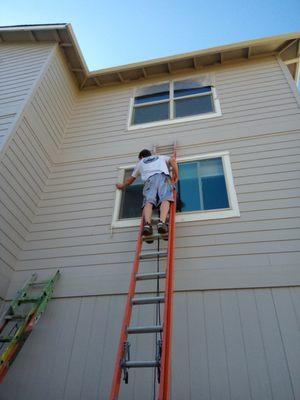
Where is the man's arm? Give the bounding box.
[116,176,136,190]
[169,157,179,183]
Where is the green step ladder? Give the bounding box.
[0,270,60,382]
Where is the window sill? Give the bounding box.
[126,109,222,131]
[112,208,240,229]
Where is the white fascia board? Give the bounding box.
[0,24,68,32]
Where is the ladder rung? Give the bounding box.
[18,297,40,304]
[127,325,163,334]
[151,218,160,225]
[0,336,13,343]
[131,296,165,305]
[29,281,48,287]
[5,315,26,320]
[136,272,166,281]
[140,251,167,260]
[122,361,159,368]
[142,233,168,242]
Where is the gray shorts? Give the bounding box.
[142,173,174,208]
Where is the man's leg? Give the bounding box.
[144,202,153,224]
[157,174,174,235]
[143,202,153,241]
[159,200,170,223]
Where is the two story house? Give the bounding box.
[0,24,299,399]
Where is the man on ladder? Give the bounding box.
[116,149,179,237]
[112,145,178,400]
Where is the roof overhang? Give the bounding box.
[0,24,299,90]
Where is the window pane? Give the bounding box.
[174,79,210,91]
[136,83,169,97]
[133,102,169,124]
[178,158,229,212]
[177,162,200,212]
[135,92,169,104]
[175,95,214,118]
[174,78,212,98]
[174,86,211,98]
[135,83,169,104]
[202,175,229,210]
[197,158,224,177]
[119,171,143,219]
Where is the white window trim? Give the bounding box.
[126,78,222,131]
[112,151,240,228]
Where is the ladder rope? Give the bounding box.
[153,236,163,399]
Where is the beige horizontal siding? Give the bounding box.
[0,43,55,152]
[0,45,76,296]
[4,127,297,296]
[1,42,300,400]
[58,58,300,158]
[2,52,300,297]
[0,287,299,400]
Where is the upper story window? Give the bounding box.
[112,152,239,228]
[128,76,221,129]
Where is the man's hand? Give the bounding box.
[116,183,125,190]
[116,176,136,191]
[169,157,179,185]
[171,174,178,184]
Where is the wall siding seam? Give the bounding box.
[59,125,299,162]
[270,289,296,399]
[43,163,299,187]
[10,140,46,188]
[15,133,48,183]
[3,152,42,203]
[55,129,300,165]
[23,117,53,170]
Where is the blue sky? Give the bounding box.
[1,0,300,71]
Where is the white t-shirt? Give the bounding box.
[132,155,171,182]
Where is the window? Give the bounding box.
[112,152,239,227]
[177,158,229,212]
[128,76,221,129]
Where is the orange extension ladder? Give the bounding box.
[109,146,177,400]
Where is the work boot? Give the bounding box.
[157,221,168,236]
[142,223,153,243]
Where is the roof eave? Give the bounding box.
[0,24,299,89]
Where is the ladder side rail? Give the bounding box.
[0,342,22,382]
[26,270,60,330]
[0,294,44,382]
[0,298,41,383]
[10,273,38,313]
[158,188,176,400]
[159,142,177,399]
[109,216,145,400]
[0,271,60,383]
[0,301,41,382]
[0,273,38,334]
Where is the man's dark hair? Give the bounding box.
[138,149,152,159]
